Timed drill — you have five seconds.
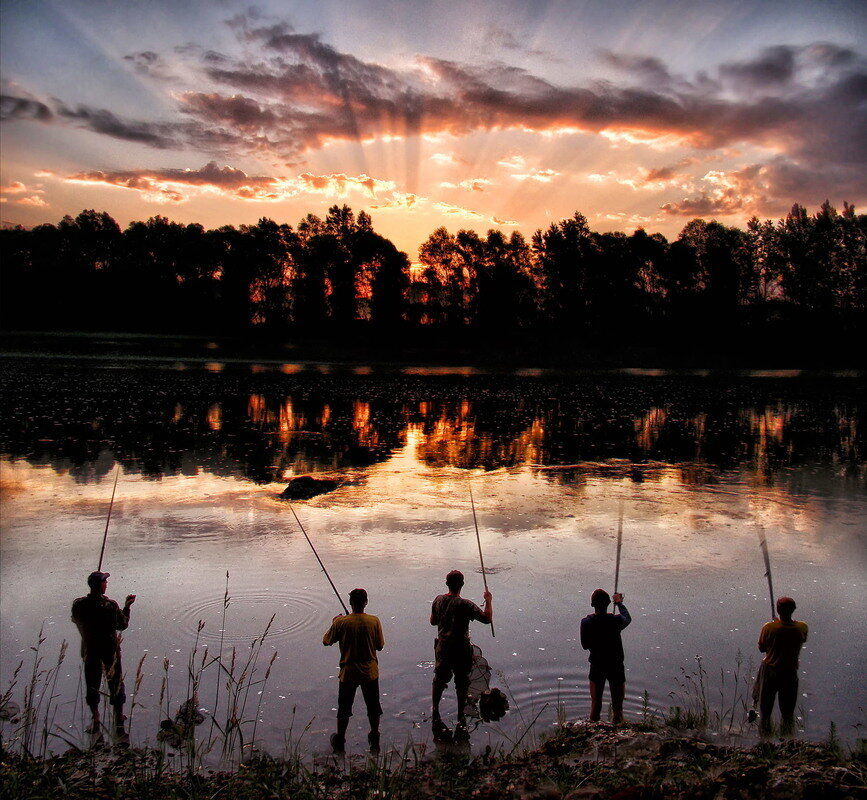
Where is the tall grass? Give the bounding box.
[664,651,755,736]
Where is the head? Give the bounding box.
[445,570,464,593]
[348,588,368,613]
[591,588,610,611]
[87,571,109,594]
[776,596,796,620]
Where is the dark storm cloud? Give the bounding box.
[0,94,53,122]
[719,45,797,90]
[55,103,184,148]
[599,51,675,88]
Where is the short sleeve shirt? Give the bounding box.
[323,613,385,683]
[431,594,487,640]
[759,619,808,670]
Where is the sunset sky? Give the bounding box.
[2,0,865,256]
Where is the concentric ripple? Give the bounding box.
[172,589,333,646]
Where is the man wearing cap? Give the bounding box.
[322,588,385,752]
[756,596,808,735]
[430,569,493,741]
[580,589,631,723]
[71,571,136,733]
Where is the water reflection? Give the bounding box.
[0,365,863,494]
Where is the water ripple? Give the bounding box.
[171,589,332,646]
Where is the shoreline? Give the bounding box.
[2,330,866,372]
[2,722,864,799]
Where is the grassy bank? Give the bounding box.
[2,723,865,800]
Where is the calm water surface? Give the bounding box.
[0,359,865,757]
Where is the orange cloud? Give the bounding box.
[63,163,396,205]
[0,180,47,207]
[509,168,559,183]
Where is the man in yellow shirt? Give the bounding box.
[323,588,385,751]
[757,596,808,735]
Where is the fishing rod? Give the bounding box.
[287,502,349,615]
[96,466,121,572]
[614,500,624,596]
[758,526,776,620]
[468,479,495,638]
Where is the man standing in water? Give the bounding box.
[71,571,135,735]
[756,596,808,736]
[323,588,385,752]
[580,589,631,723]
[430,569,493,741]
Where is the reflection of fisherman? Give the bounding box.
[755,596,808,736]
[71,571,135,733]
[430,569,493,741]
[580,589,631,723]
[323,588,385,752]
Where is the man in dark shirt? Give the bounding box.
[71,571,135,733]
[322,588,385,752]
[580,589,631,723]
[430,569,492,740]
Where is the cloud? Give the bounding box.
[1,181,28,194]
[498,155,527,170]
[441,178,492,191]
[296,172,395,197]
[660,158,866,218]
[13,24,867,174]
[17,195,48,207]
[510,168,558,183]
[1,94,53,122]
[63,162,397,205]
[430,152,465,166]
[0,179,47,207]
[5,16,866,215]
[371,191,516,227]
[719,45,797,91]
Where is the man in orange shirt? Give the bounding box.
[323,588,385,752]
[756,596,808,735]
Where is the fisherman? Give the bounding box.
[756,596,808,735]
[71,571,135,734]
[430,569,493,741]
[580,589,631,723]
[323,587,385,752]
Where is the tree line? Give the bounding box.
[1,201,864,347]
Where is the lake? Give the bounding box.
[0,357,864,758]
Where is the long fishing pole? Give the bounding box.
[758,526,776,620]
[468,480,495,638]
[614,500,624,596]
[287,502,349,614]
[96,466,121,572]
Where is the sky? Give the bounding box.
[1,0,866,256]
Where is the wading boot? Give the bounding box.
[453,721,470,743]
[330,733,346,752]
[431,718,452,742]
[368,731,380,752]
